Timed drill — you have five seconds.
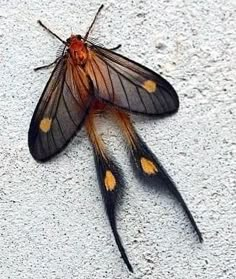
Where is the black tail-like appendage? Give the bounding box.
[93,149,134,272]
[130,132,203,243]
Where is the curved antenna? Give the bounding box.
[37,20,67,45]
[84,4,104,41]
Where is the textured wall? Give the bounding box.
[0,0,235,278]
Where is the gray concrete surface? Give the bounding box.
[0,0,235,278]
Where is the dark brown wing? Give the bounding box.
[85,46,179,115]
[28,56,93,161]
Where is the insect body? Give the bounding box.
[28,5,202,272]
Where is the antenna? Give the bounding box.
[84,4,104,41]
[37,20,67,45]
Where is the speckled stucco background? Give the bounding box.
[0,0,235,278]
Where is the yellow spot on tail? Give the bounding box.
[142,80,157,93]
[39,118,52,133]
[140,157,158,175]
[104,170,116,191]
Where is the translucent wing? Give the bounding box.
[28,56,93,161]
[85,46,179,115]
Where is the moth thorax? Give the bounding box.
[69,37,88,65]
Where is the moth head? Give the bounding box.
[66,34,84,45]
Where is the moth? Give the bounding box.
[28,5,203,272]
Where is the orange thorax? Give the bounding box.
[68,36,88,65]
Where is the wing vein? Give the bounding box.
[89,61,99,91]
[102,59,141,89]
[71,68,90,107]
[38,132,47,156]
[92,58,112,100]
[149,91,162,112]
[50,124,59,150]
[106,62,115,101]
[117,72,131,110]
[46,132,51,154]
[55,116,67,142]
[36,59,65,122]
[61,93,78,127]
[65,80,83,110]
[152,87,167,112]
[136,87,148,113]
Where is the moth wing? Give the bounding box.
[85,46,179,115]
[28,57,93,161]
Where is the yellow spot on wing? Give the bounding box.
[104,170,116,191]
[142,80,157,93]
[140,157,158,175]
[39,118,52,133]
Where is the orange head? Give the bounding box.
[67,35,88,65]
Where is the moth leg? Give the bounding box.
[85,106,133,272]
[108,44,122,51]
[110,108,203,242]
[34,57,60,71]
